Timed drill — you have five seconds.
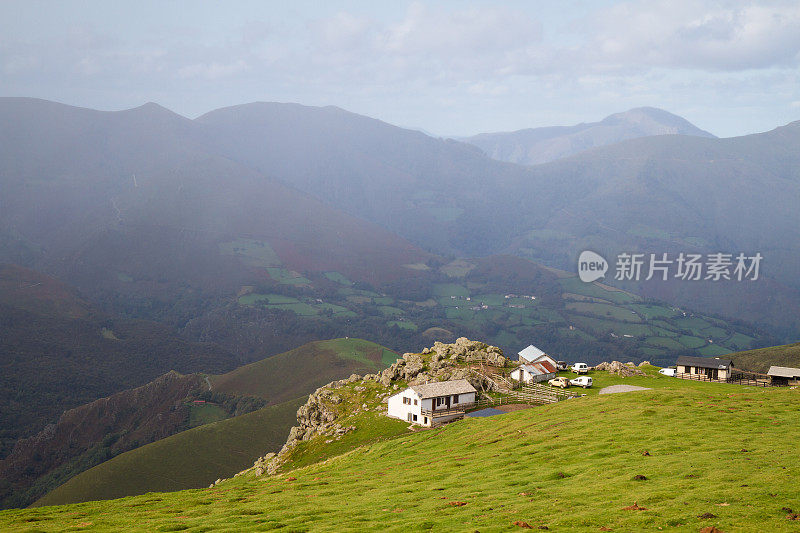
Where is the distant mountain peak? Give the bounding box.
[462,107,715,165]
[601,107,716,137]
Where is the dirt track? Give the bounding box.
[599,385,651,394]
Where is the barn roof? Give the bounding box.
[518,344,546,362]
[410,379,477,398]
[767,366,800,378]
[520,362,556,375]
[676,355,733,369]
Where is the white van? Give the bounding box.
[658,368,676,377]
[571,362,589,374]
[570,376,593,388]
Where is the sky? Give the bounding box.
[1,0,799,137]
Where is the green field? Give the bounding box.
[265,267,311,285]
[387,320,417,331]
[432,283,470,298]
[672,316,714,332]
[570,315,653,337]
[377,305,403,316]
[702,326,729,339]
[239,293,355,317]
[677,335,708,349]
[643,336,685,351]
[33,398,305,507]
[323,271,352,285]
[566,301,642,322]
[559,277,640,304]
[237,293,298,306]
[472,293,507,307]
[625,303,678,320]
[9,371,800,531]
[725,332,756,351]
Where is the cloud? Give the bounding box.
[585,0,800,71]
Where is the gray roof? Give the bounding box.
[518,344,545,362]
[410,379,477,399]
[676,356,733,369]
[767,366,800,378]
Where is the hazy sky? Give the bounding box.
[1,0,799,137]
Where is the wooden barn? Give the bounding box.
[767,366,800,386]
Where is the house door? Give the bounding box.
[445,396,450,409]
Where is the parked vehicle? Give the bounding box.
[548,376,571,388]
[658,368,676,377]
[571,362,589,374]
[569,376,593,388]
[556,360,569,371]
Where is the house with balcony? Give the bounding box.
[387,379,477,427]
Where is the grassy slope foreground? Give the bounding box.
[33,398,305,508]
[4,372,800,531]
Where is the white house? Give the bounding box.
[387,379,477,427]
[518,344,547,364]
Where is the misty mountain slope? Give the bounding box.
[0,98,431,298]
[462,107,716,165]
[196,102,521,255]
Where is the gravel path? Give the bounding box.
[599,384,651,394]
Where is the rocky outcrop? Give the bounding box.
[424,337,507,367]
[251,339,507,476]
[593,361,648,377]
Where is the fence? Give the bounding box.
[676,372,772,388]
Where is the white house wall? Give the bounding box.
[387,390,422,424]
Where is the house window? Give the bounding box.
[413,399,418,405]
[452,394,458,404]
[403,397,411,405]
[412,414,418,421]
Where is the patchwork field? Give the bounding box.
[227,250,763,364]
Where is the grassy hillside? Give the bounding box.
[4,372,800,531]
[730,342,800,373]
[33,397,305,507]
[211,338,397,404]
[26,338,394,508]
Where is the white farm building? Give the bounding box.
[511,348,558,384]
[387,379,477,427]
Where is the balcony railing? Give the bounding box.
[421,402,476,417]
